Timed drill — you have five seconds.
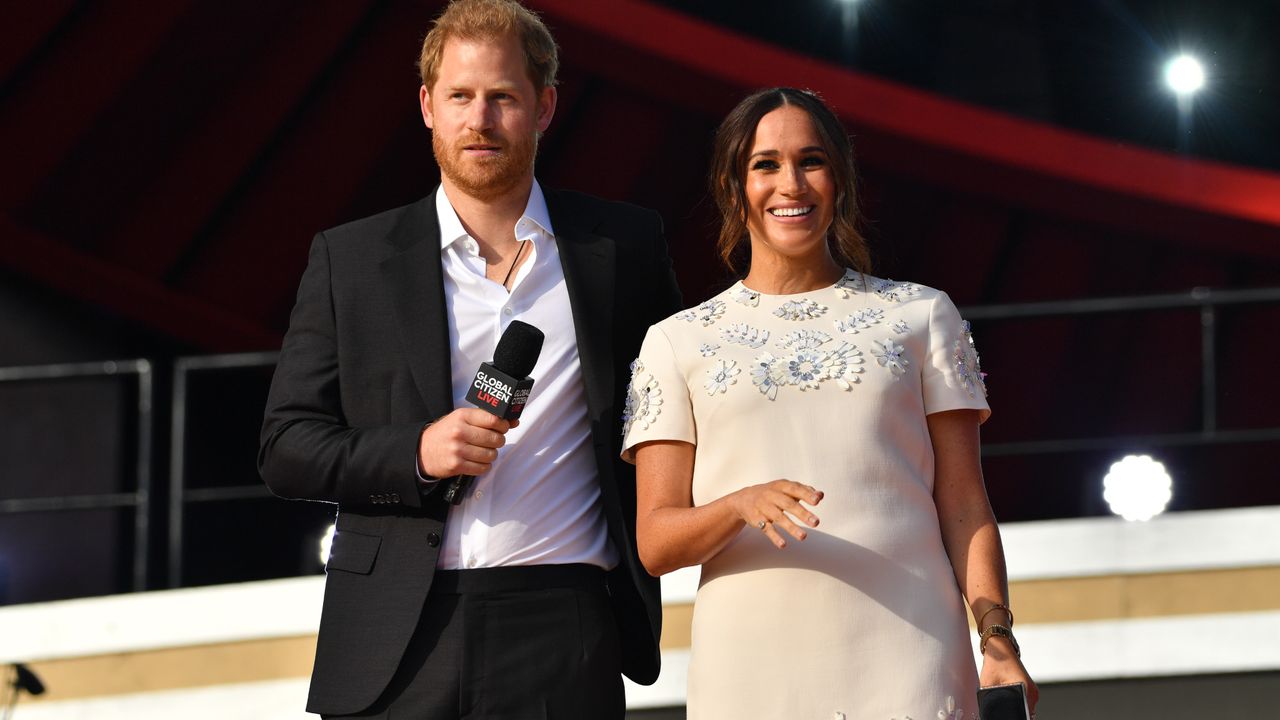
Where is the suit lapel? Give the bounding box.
[546,190,633,566]
[548,190,615,425]
[380,194,454,419]
[377,188,617,426]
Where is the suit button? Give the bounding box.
[427,532,440,547]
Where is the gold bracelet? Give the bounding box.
[979,624,1020,656]
[978,602,1014,631]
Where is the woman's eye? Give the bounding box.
[751,159,779,171]
[801,156,826,167]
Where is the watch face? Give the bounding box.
[981,624,1019,655]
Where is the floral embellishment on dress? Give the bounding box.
[871,338,909,376]
[777,329,831,350]
[849,275,921,303]
[774,298,827,321]
[720,322,770,349]
[732,286,760,307]
[699,343,719,357]
[872,278,921,302]
[835,307,885,334]
[952,320,988,398]
[749,352,785,400]
[746,333,867,399]
[704,358,740,395]
[937,695,966,720]
[892,320,910,334]
[845,273,869,292]
[677,298,726,326]
[834,270,861,298]
[823,342,865,390]
[621,359,663,437]
[891,697,968,720]
[782,349,827,390]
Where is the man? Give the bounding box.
[258,1,682,717]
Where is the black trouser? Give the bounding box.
[324,564,624,720]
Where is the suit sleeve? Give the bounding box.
[258,232,428,509]
[647,212,684,322]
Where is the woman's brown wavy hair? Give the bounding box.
[709,87,870,275]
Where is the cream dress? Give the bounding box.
[622,270,991,720]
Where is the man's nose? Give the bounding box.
[465,98,494,132]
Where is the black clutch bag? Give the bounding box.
[977,682,1030,720]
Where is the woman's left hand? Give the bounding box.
[979,636,1038,716]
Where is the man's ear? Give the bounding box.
[420,85,434,129]
[536,85,557,133]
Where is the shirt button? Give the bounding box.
[427,532,440,548]
[503,307,513,316]
[463,239,478,255]
[467,555,477,568]
[474,490,483,499]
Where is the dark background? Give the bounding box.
[2,0,1278,605]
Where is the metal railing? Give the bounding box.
[1,285,1278,597]
[0,359,153,592]
[167,351,278,588]
[965,286,1280,457]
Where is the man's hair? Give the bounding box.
[419,0,560,93]
[709,87,871,275]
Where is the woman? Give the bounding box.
[622,88,1036,719]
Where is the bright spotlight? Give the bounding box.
[1164,54,1205,96]
[1102,455,1173,521]
[318,523,336,567]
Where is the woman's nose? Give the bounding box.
[779,164,807,195]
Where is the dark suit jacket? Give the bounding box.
[259,187,682,716]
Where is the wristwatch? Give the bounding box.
[979,624,1020,656]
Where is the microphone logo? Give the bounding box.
[464,363,533,421]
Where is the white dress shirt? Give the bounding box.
[432,182,617,571]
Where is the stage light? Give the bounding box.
[1102,454,1173,521]
[318,523,336,567]
[1164,54,1205,96]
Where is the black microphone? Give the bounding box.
[441,320,544,505]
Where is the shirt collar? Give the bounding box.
[436,180,555,251]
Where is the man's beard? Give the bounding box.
[433,129,537,202]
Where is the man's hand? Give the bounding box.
[418,409,518,478]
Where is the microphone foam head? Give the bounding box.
[492,320,544,378]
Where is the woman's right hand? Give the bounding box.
[727,480,823,548]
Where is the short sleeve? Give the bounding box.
[621,325,696,463]
[922,291,992,424]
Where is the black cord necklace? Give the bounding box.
[500,238,528,291]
